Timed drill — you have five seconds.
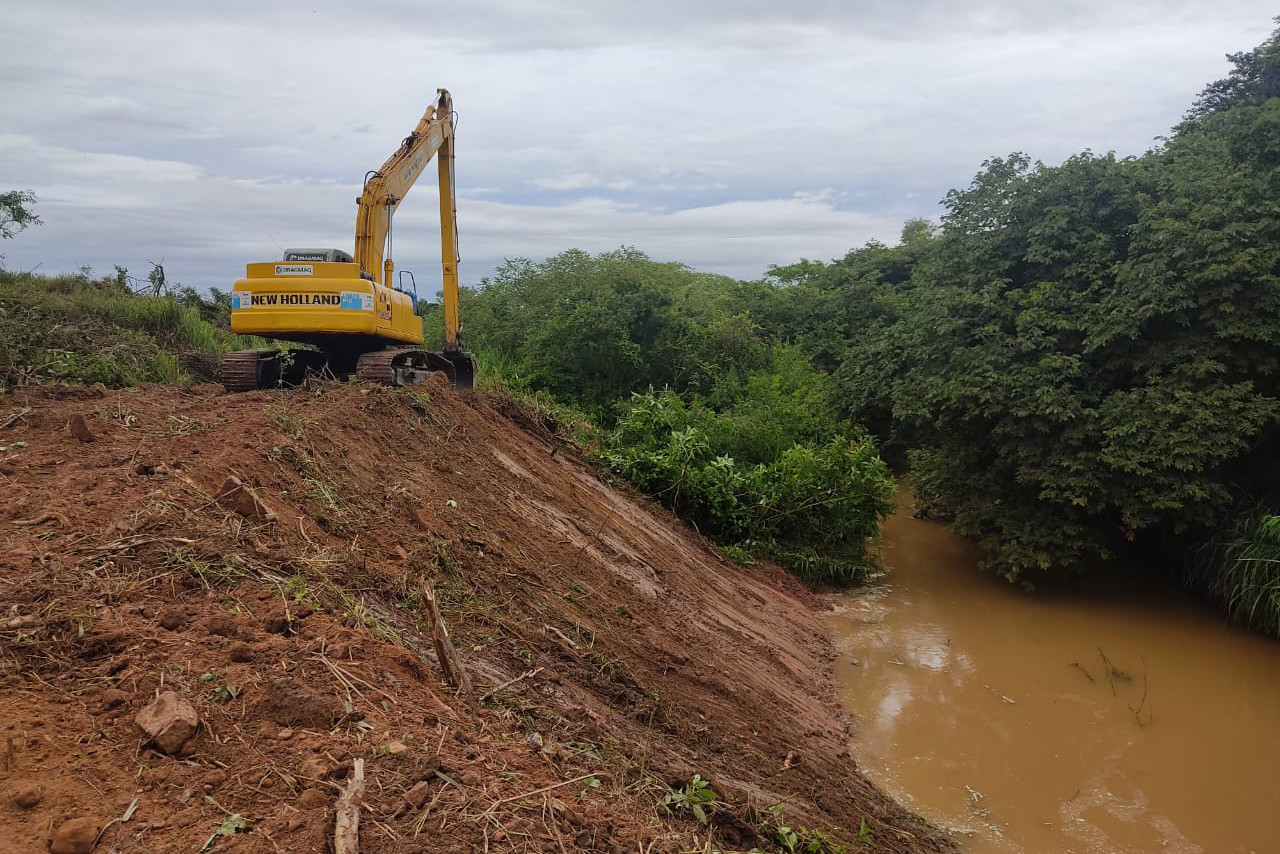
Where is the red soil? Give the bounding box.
[0,379,953,854]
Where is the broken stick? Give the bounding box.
[421,584,474,704]
[334,757,365,854]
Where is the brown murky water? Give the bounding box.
[829,492,1280,854]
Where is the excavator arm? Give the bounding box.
[354,88,463,352]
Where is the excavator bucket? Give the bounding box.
[445,352,476,390]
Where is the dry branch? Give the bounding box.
[0,407,31,430]
[2,615,41,631]
[12,513,66,528]
[334,757,365,854]
[480,667,544,703]
[421,583,473,702]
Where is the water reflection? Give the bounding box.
[828,492,1280,854]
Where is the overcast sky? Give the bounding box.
[2,2,1276,292]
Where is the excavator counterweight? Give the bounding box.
[224,88,475,391]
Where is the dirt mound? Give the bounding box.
[0,379,952,853]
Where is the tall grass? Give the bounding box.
[1190,508,1280,636]
[0,268,257,390]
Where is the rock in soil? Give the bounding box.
[214,475,276,521]
[135,691,200,754]
[403,780,431,809]
[49,816,101,854]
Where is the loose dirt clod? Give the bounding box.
[134,691,199,755]
[228,642,255,662]
[202,613,239,638]
[99,689,129,711]
[67,414,94,443]
[11,784,42,809]
[299,788,328,809]
[48,816,100,854]
[156,607,186,631]
[215,475,276,521]
[259,677,342,728]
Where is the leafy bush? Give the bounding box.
[597,390,894,584]
[752,25,1280,598]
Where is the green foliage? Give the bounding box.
[1190,508,1280,636]
[436,247,897,585]
[791,50,1280,584]
[0,268,259,390]
[659,774,718,825]
[423,247,767,417]
[0,189,41,241]
[597,389,894,584]
[759,804,869,852]
[711,24,1280,631]
[1179,19,1280,131]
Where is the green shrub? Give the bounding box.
[597,390,894,584]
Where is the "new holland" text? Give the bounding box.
[251,294,341,306]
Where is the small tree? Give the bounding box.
[0,190,41,240]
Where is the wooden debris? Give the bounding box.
[544,625,578,649]
[12,513,65,528]
[480,667,544,703]
[2,615,41,631]
[334,757,365,854]
[0,407,31,430]
[421,584,473,703]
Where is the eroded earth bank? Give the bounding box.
[0,379,952,854]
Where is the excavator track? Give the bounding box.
[221,348,281,392]
[356,348,441,386]
[222,347,474,391]
[221,348,331,391]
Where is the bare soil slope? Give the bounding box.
[0,379,952,854]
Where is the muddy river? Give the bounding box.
[828,493,1280,854]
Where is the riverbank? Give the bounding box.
[0,380,952,853]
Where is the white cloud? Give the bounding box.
[1,1,1276,286]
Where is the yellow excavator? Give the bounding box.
[223,88,475,390]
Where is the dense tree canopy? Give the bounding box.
[420,23,1280,622]
[757,24,1280,594]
